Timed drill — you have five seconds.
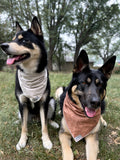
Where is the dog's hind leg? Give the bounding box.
[85,133,99,160]
[59,118,73,160]
[40,106,53,150]
[16,107,28,150]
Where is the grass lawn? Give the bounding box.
[0,71,120,160]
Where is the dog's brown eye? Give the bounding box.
[98,83,102,87]
[82,82,86,85]
[96,82,102,87]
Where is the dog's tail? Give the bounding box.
[55,86,66,100]
[48,97,59,128]
[47,97,56,120]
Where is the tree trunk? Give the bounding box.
[58,56,61,71]
[48,52,53,71]
[9,0,14,38]
[35,0,42,25]
[48,35,56,71]
[74,43,81,64]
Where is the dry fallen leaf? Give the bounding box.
[116,127,120,131]
[111,131,118,137]
[0,150,4,155]
[114,137,120,145]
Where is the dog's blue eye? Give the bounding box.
[22,40,26,43]
[22,39,30,43]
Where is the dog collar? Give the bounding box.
[18,69,47,103]
[63,93,101,142]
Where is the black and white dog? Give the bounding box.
[0,17,58,151]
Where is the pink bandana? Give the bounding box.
[63,93,101,142]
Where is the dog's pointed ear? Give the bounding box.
[31,16,43,36]
[99,56,116,79]
[73,50,89,73]
[16,21,23,33]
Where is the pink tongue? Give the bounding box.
[6,56,20,65]
[85,107,96,118]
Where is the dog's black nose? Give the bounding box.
[0,43,9,52]
[90,98,100,108]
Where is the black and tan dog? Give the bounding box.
[58,50,116,160]
[0,17,59,151]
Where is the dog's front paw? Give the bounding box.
[103,119,107,127]
[101,116,107,127]
[42,136,53,150]
[16,135,28,151]
[49,120,59,129]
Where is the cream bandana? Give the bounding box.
[63,93,101,142]
[18,69,47,103]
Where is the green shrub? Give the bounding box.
[0,59,5,71]
[113,66,120,74]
